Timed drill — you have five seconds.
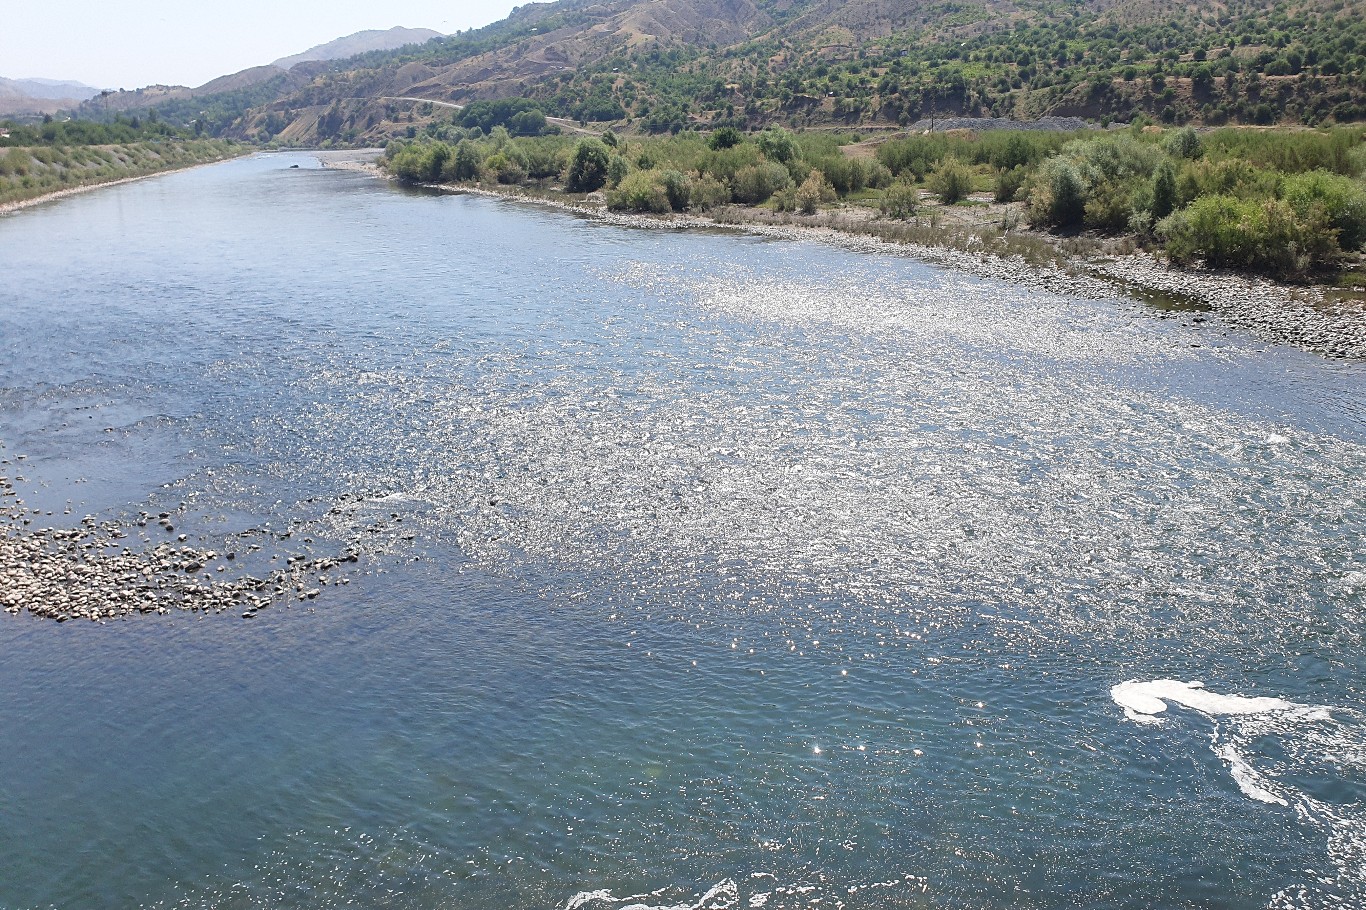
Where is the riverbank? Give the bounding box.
[377,161,1366,361]
[0,141,244,214]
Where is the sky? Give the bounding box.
[3,0,524,90]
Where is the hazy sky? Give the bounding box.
[3,0,524,90]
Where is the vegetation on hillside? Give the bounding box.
[250,0,1366,145]
[382,120,1366,280]
[0,113,182,146]
[45,0,1364,146]
[0,115,240,207]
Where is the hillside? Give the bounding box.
[64,0,1364,145]
[272,27,445,70]
[68,27,443,133]
[230,0,1365,144]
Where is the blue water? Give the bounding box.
[1,153,1363,910]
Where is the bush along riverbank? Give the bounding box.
[379,122,1366,359]
[382,122,1366,285]
[0,138,242,210]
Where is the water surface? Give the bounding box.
[1,153,1363,910]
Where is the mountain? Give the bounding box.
[60,0,1366,142]
[2,78,102,101]
[0,76,103,116]
[221,0,1365,145]
[67,27,445,133]
[273,27,445,70]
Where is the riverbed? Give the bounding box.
[1,151,1363,910]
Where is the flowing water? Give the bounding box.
[1,152,1363,910]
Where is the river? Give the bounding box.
[1,152,1363,910]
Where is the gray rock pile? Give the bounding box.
[1,468,358,622]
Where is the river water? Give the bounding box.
[1,152,1363,910]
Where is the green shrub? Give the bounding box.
[389,141,451,183]
[863,160,894,190]
[876,135,947,180]
[994,165,1026,203]
[981,131,1060,170]
[607,170,671,213]
[688,173,731,211]
[1070,134,1163,184]
[700,143,763,184]
[1158,194,1341,278]
[658,169,691,211]
[1281,170,1366,251]
[730,161,792,204]
[708,126,743,151]
[483,152,509,180]
[1150,160,1178,220]
[1350,145,1366,178]
[490,151,526,184]
[1175,157,1274,203]
[1084,177,1139,233]
[795,170,836,214]
[1201,126,1362,176]
[1164,126,1203,160]
[879,177,920,219]
[756,128,799,164]
[1027,157,1087,227]
[812,155,864,196]
[607,154,629,188]
[927,159,974,204]
[521,142,565,182]
[446,140,482,182]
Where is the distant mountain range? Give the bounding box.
[0,77,103,115]
[2,26,444,123]
[272,27,444,70]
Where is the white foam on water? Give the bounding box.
[1113,682,1366,909]
[1110,679,1302,724]
[567,890,622,910]
[567,879,738,910]
[563,876,931,910]
[1330,570,1366,596]
[1215,743,1288,806]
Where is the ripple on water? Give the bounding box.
[2,170,1364,910]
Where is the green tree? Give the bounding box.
[567,138,611,192]
[708,126,743,150]
[795,170,836,214]
[1028,157,1087,227]
[450,140,482,181]
[756,128,799,163]
[607,154,630,188]
[1151,160,1178,220]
